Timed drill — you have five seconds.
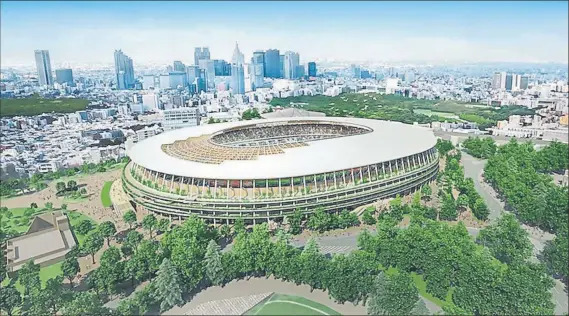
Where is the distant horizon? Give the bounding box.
[1,1,568,66]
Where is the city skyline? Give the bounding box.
[1,1,568,66]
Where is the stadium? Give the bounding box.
[122,117,439,224]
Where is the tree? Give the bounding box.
[56,181,66,193]
[61,255,80,286]
[287,209,303,235]
[362,208,377,225]
[142,214,158,239]
[82,231,104,264]
[26,275,71,315]
[157,218,170,233]
[439,193,457,221]
[126,230,144,251]
[45,202,53,210]
[98,246,124,295]
[233,217,246,235]
[472,198,490,221]
[98,221,117,246]
[60,291,111,315]
[75,220,94,235]
[421,185,432,200]
[66,180,77,191]
[60,203,68,211]
[204,240,224,286]
[298,238,328,291]
[122,210,137,229]
[435,139,455,157]
[541,230,568,282]
[241,108,261,120]
[18,260,41,297]
[30,202,38,209]
[0,285,20,316]
[219,224,231,241]
[79,187,87,195]
[412,191,422,207]
[477,214,532,264]
[456,194,469,212]
[367,271,420,315]
[154,258,184,312]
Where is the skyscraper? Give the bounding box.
[34,50,53,86]
[173,61,186,72]
[186,65,200,87]
[279,55,285,78]
[198,59,215,89]
[194,47,210,66]
[264,49,281,78]
[283,51,300,79]
[351,64,361,79]
[505,74,513,91]
[231,43,245,94]
[55,68,73,85]
[520,75,529,90]
[492,72,502,90]
[213,60,231,76]
[114,50,135,90]
[251,51,265,90]
[308,62,317,77]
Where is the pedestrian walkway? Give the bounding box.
[184,292,273,315]
[319,245,353,254]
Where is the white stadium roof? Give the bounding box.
[128,117,437,180]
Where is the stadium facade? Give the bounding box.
[123,117,439,224]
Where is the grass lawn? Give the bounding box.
[1,262,63,293]
[1,207,50,233]
[384,266,454,308]
[101,181,114,207]
[0,97,89,117]
[245,293,341,315]
[66,209,98,245]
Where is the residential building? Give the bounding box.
[55,68,73,85]
[114,49,135,90]
[34,50,53,86]
[162,107,200,131]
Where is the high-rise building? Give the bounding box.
[251,51,265,90]
[404,71,415,83]
[279,55,285,78]
[492,72,502,90]
[159,74,170,90]
[231,43,245,94]
[34,50,54,86]
[295,65,305,78]
[520,75,529,90]
[142,75,155,89]
[283,51,300,79]
[512,74,521,91]
[213,60,231,76]
[505,73,513,91]
[198,59,215,89]
[308,62,317,77]
[55,68,73,85]
[194,47,210,66]
[186,65,200,87]
[114,50,135,90]
[351,64,361,79]
[169,71,187,89]
[173,61,186,72]
[264,49,281,78]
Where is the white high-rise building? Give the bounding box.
[283,51,300,79]
[142,75,155,89]
[142,94,160,111]
[34,50,54,86]
[162,107,200,131]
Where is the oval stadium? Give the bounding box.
[123,117,439,224]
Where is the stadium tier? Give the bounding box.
[123,117,439,224]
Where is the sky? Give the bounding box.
[1,1,568,66]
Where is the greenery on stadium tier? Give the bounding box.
[241,108,262,120]
[269,93,535,129]
[0,95,89,117]
[0,157,130,198]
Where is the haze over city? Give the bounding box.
[1,1,568,66]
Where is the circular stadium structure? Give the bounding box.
[123,117,439,224]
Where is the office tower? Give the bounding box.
[159,74,170,90]
[55,68,73,85]
[194,47,210,65]
[142,75,155,89]
[162,108,200,131]
[500,72,507,89]
[520,75,529,90]
[505,73,513,91]
[173,61,186,72]
[231,43,245,94]
[186,65,200,86]
[264,49,280,78]
[214,59,231,76]
[404,70,415,83]
[361,70,371,79]
[251,51,265,90]
[511,74,521,91]
[492,72,502,89]
[169,71,187,89]
[283,51,300,79]
[114,50,135,90]
[295,65,305,78]
[195,70,207,93]
[351,64,361,79]
[34,50,54,86]
[308,62,317,77]
[279,55,285,78]
[198,59,215,89]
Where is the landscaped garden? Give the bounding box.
[101,181,114,207]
